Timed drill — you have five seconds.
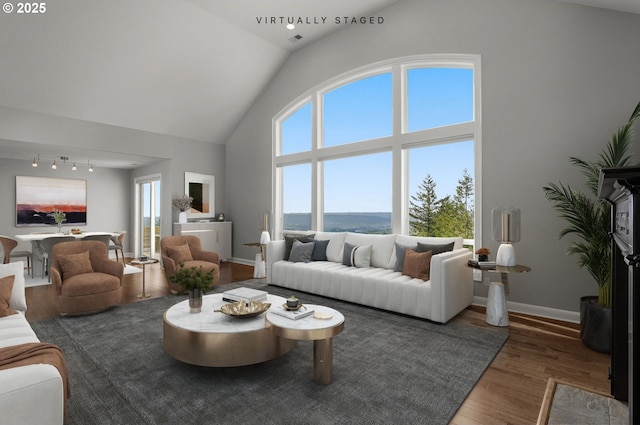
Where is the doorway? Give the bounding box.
[135,175,161,259]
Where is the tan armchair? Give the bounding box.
[50,240,123,316]
[160,235,220,294]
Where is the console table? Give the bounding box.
[173,222,232,260]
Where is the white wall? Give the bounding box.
[0,158,130,251]
[225,0,640,313]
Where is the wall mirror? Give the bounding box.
[185,172,215,219]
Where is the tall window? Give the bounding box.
[323,152,392,233]
[281,163,311,231]
[323,73,392,147]
[274,55,481,244]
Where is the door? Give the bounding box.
[135,175,161,259]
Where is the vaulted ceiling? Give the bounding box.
[0,0,637,168]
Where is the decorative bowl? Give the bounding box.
[216,301,271,318]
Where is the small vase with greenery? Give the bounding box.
[543,100,640,351]
[52,209,67,233]
[169,263,215,313]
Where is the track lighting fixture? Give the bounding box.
[28,155,96,172]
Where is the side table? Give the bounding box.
[485,265,531,327]
[265,305,345,384]
[129,258,159,298]
[244,242,266,278]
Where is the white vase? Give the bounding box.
[178,211,187,224]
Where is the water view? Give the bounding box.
[284,212,392,234]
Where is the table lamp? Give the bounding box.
[260,213,271,248]
[491,207,520,267]
[254,213,270,278]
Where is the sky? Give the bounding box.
[281,67,474,213]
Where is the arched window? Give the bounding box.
[273,55,481,246]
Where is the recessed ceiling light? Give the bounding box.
[286,24,295,30]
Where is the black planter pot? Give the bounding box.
[580,295,612,354]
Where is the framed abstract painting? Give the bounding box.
[16,176,87,226]
[184,172,215,220]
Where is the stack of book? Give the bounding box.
[467,260,496,270]
[222,287,268,303]
[271,307,315,320]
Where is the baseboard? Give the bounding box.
[228,257,255,266]
[473,296,580,324]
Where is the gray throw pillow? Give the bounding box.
[394,242,417,272]
[289,239,315,263]
[416,241,455,255]
[283,234,315,260]
[342,242,372,268]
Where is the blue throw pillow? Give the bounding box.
[311,239,330,261]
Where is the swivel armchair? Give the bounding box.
[50,240,123,316]
[160,235,220,294]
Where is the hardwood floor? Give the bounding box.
[25,261,611,424]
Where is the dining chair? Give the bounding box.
[40,236,75,281]
[0,235,33,277]
[81,234,112,247]
[108,231,126,263]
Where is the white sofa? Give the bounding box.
[266,232,473,324]
[0,261,64,425]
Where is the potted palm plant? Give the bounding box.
[169,263,215,313]
[543,100,640,353]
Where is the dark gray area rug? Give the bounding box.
[32,281,508,425]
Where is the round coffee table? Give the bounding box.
[163,293,297,367]
[265,305,344,384]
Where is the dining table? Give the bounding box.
[15,232,117,278]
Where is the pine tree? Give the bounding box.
[410,170,474,238]
[454,169,474,239]
[409,175,438,236]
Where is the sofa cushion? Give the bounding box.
[403,248,432,281]
[416,241,455,255]
[0,276,17,317]
[344,233,396,268]
[310,239,330,261]
[0,312,39,348]
[283,234,315,261]
[57,251,94,279]
[0,262,27,312]
[342,243,373,268]
[313,232,346,263]
[289,240,315,263]
[167,244,194,263]
[270,259,433,319]
[60,273,121,297]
